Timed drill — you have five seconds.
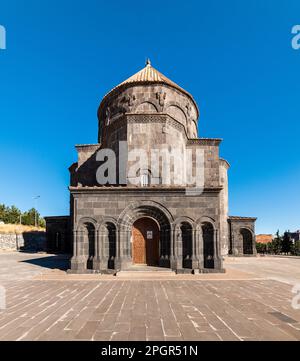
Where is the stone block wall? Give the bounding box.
[228,217,257,256]
[73,189,221,224]
[0,232,46,251]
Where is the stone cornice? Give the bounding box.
[187,138,222,146]
[75,144,101,152]
[44,215,70,220]
[69,186,223,195]
[228,216,257,221]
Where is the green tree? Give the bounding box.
[0,203,7,222]
[0,203,45,227]
[270,231,282,254]
[22,208,39,226]
[256,242,267,254]
[39,217,46,228]
[6,205,21,224]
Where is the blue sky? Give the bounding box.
[0,0,299,234]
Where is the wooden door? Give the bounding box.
[132,218,159,265]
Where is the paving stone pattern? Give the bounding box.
[0,252,299,341]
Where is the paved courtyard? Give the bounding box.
[0,252,300,341]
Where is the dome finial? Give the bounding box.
[146,58,151,66]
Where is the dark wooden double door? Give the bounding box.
[132,218,159,266]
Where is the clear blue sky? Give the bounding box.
[0,0,299,234]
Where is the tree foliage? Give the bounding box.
[0,203,45,227]
[256,230,299,256]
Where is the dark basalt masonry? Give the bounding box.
[45,61,256,273]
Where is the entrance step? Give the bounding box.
[116,266,176,278]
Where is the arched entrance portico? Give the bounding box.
[132,217,160,266]
[118,201,173,269]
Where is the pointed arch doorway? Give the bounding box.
[132,217,160,266]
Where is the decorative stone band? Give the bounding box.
[75,144,101,152]
[102,113,210,142]
[187,138,222,146]
[228,216,257,221]
[69,186,223,194]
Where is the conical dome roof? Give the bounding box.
[103,60,196,104]
[118,59,185,91]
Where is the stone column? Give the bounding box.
[252,233,257,256]
[191,228,199,270]
[165,229,171,267]
[100,227,108,271]
[92,230,101,271]
[73,230,78,257]
[119,228,131,269]
[196,227,204,270]
[114,229,121,270]
[173,226,183,271]
[213,229,222,270]
[169,228,176,269]
[70,229,87,272]
[159,229,164,266]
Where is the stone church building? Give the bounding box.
[45,61,256,273]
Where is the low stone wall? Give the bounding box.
[0,232,46,251]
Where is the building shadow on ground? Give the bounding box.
[20,254,71,271]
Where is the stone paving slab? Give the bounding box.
[0,252,300,341]
[0,279,299,341]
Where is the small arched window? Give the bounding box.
[139,169,151,187]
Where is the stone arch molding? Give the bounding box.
[239,226,255,237]
[117,200,174,230]
[172,216,196,230]
[134,101,159,113]
[97,217,118,232]
[75,217,98,231]
[195,216,217,231]
[165,102,187,121]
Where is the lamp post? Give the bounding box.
[33,196,40,227]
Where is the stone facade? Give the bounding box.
[46,61,256,273]
[228,217,257,256]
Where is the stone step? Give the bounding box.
[121,265,173,272]
[116,269,176,278]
